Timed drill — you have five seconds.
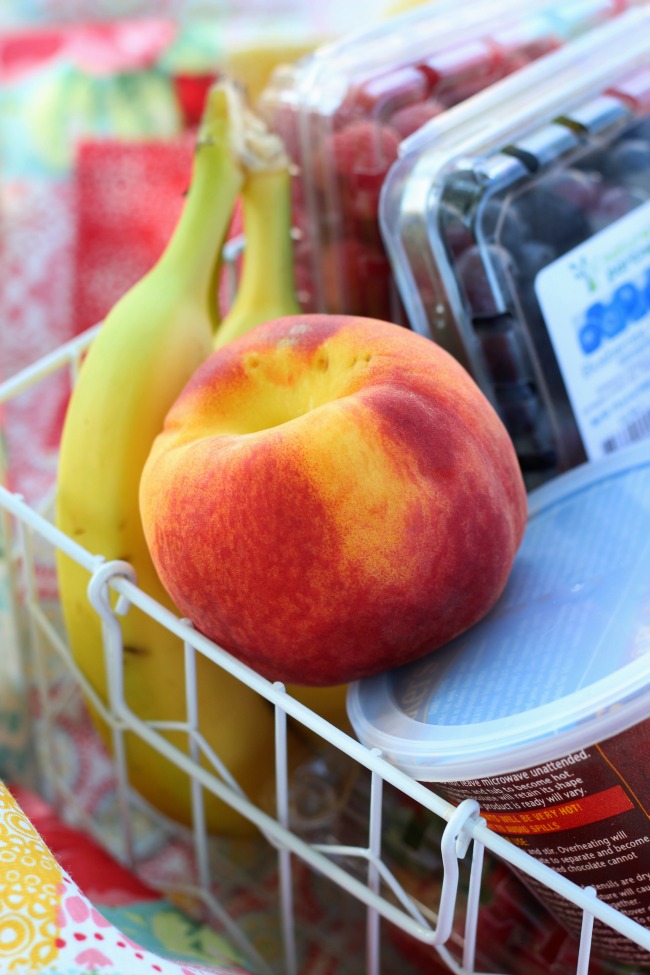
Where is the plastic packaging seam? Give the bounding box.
[398,4,650,160]
[292,0,619,116]
[300,0,567,76]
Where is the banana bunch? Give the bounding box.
[55,79,305,837]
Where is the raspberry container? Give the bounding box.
[348,440,650,967]
[381,6,650,490]
[258,0,638,322]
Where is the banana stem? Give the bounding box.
[214,164,301,349]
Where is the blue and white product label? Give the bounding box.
[535,199,650,460]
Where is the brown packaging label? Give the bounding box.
[440,718,650,965]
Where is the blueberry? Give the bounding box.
[545,168,600,210]
[455,243,517,318]
[512,171,592,251]
[603,139,650,192]
[438,204,474,259]
[588,184,647,233]
[476,315,534,384]
[493,381,557,461]
[621,116,650,143]
[575,146,611,179]
[478,199,529,252]
[518,240,557,282]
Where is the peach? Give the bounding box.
[139,315,527,686]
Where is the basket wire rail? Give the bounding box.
[1,326,650,975]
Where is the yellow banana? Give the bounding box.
[55,80,297,837]
[213,150,301,349]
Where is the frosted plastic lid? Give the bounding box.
[347,442,650,782]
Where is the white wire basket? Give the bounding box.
[1,322,650,975]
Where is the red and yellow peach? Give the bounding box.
[139,315,527,686]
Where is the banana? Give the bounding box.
[55,80,298,837]
[213,140,301,349]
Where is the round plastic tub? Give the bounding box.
[348,441,650,965]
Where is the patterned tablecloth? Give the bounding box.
[0,780,251,975]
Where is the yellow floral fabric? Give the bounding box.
[0,781,63,972]
[0,781,245,974]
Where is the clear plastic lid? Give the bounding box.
[380,6,650,491]
[258,0,635,322]
[347,441,650,783]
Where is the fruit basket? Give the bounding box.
[2,323,650,974]
[258,0,641,324]
[380,6,650,492]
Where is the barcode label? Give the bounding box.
[602,408,650,454]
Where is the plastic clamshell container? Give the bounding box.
[348,440,650,964]
[258,0,637,322]
[381,6,650,490]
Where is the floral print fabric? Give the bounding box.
[0,782,249,975]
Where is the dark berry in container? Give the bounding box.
[454,243,517,318]
[602,137,650,192]
[475,313,535,385]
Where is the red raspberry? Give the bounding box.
[336,66,429,128]
[321,237,395,319]
[315,120,400,225]
[389,98,445,139]
[325,120,400,181]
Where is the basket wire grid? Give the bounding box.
[1,315,650,975]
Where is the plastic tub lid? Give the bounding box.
[347,441,650,783]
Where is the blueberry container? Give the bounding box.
[381,7,650,490]
[258,0,636,322]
